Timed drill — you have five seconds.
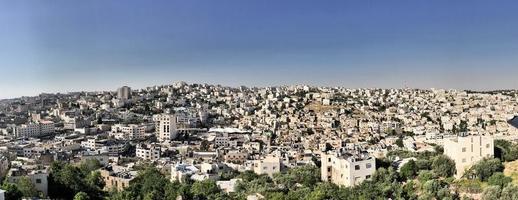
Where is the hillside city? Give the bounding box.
[1,81,518,200]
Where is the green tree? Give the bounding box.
[501,184,518,200]
[1,182,23,200]
[86,171,105,190]
[273,165,320,189]
[17,176,40,198]
[417,170,435,184]
[400,160,418,180]
[495,139,518,162]
[431,155,456,177]
[487,172,512,187]
[415,159,432,170]
[395,138,404,148]
[190,179,220,199]
[79,159,102,175]
[481,186,501,200]
[74,191,90,200]
[465,158,504,181]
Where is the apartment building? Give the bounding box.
[444,134,494,178]
[12,121,55,138]
[321,152,376,187]
[153,114,178,142]
[110,124,151,140]
[7,168,49,197]
[253,155,281,177]
[136,144,161,160]
[100,168,135,191]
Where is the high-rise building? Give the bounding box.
[117,86,132,100]
[153,114,178,142]
[321,152,375,187]
[444,134,494,178]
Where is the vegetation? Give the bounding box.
[495,139,518,162]
[48,159,105,200]
[431,155,456,177]
[4,145,518,199]
[464,158,504,181]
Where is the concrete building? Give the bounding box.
[224,151,248,164]
[7,168,49,197]
[153,114,178,142]
[12,121,54,138]
[100,168,135,191]
[110,124,150,140]
[444,134,494,178]
[117,86,132,100]
[171,163,199,183]
[253,155,281,177]
[321,152,376,187]
[136,143,161,160]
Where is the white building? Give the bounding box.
[12,121,55,138]
[253,155,281,177]
[171,163,199,183]
[136,144,161,161]
[153,114,178,142]
[7,168,48,197]
[321,152,376,187]
[110,124,150,140]
[444,134,494,178]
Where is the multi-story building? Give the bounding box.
[444,134,494,178]
[110,124,151,140]
[321,152,376,187]
[117,86,132,100]
[153,114,178,142]
[136,143,161,160]
[100,168,135,191]
[224,150,248,164]
[253,155,281,177]
[7,168,49,197]
[11,121,55,138]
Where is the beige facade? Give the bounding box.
[100,169,134,191]
[321,153,375,187]
[253,155,281,177]
[443,134,494,178]
[153,114,178,142]
[12,121,55,138]
[136,144,161,160]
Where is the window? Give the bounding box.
[366,163,372,169]
[486,144,490,148]
[366,175,371,179]
[462,147,466,152]
[355,165,360,170]
[36,179,41,184]
[328,158,331,162]
[462,158,466,163]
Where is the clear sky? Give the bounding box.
[1,1,518,99]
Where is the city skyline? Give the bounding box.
[2,0,518,99]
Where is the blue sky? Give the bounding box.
[1,1,518,99]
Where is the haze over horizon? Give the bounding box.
[1,0,518,99]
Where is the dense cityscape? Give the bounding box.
[0,82,518,199]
